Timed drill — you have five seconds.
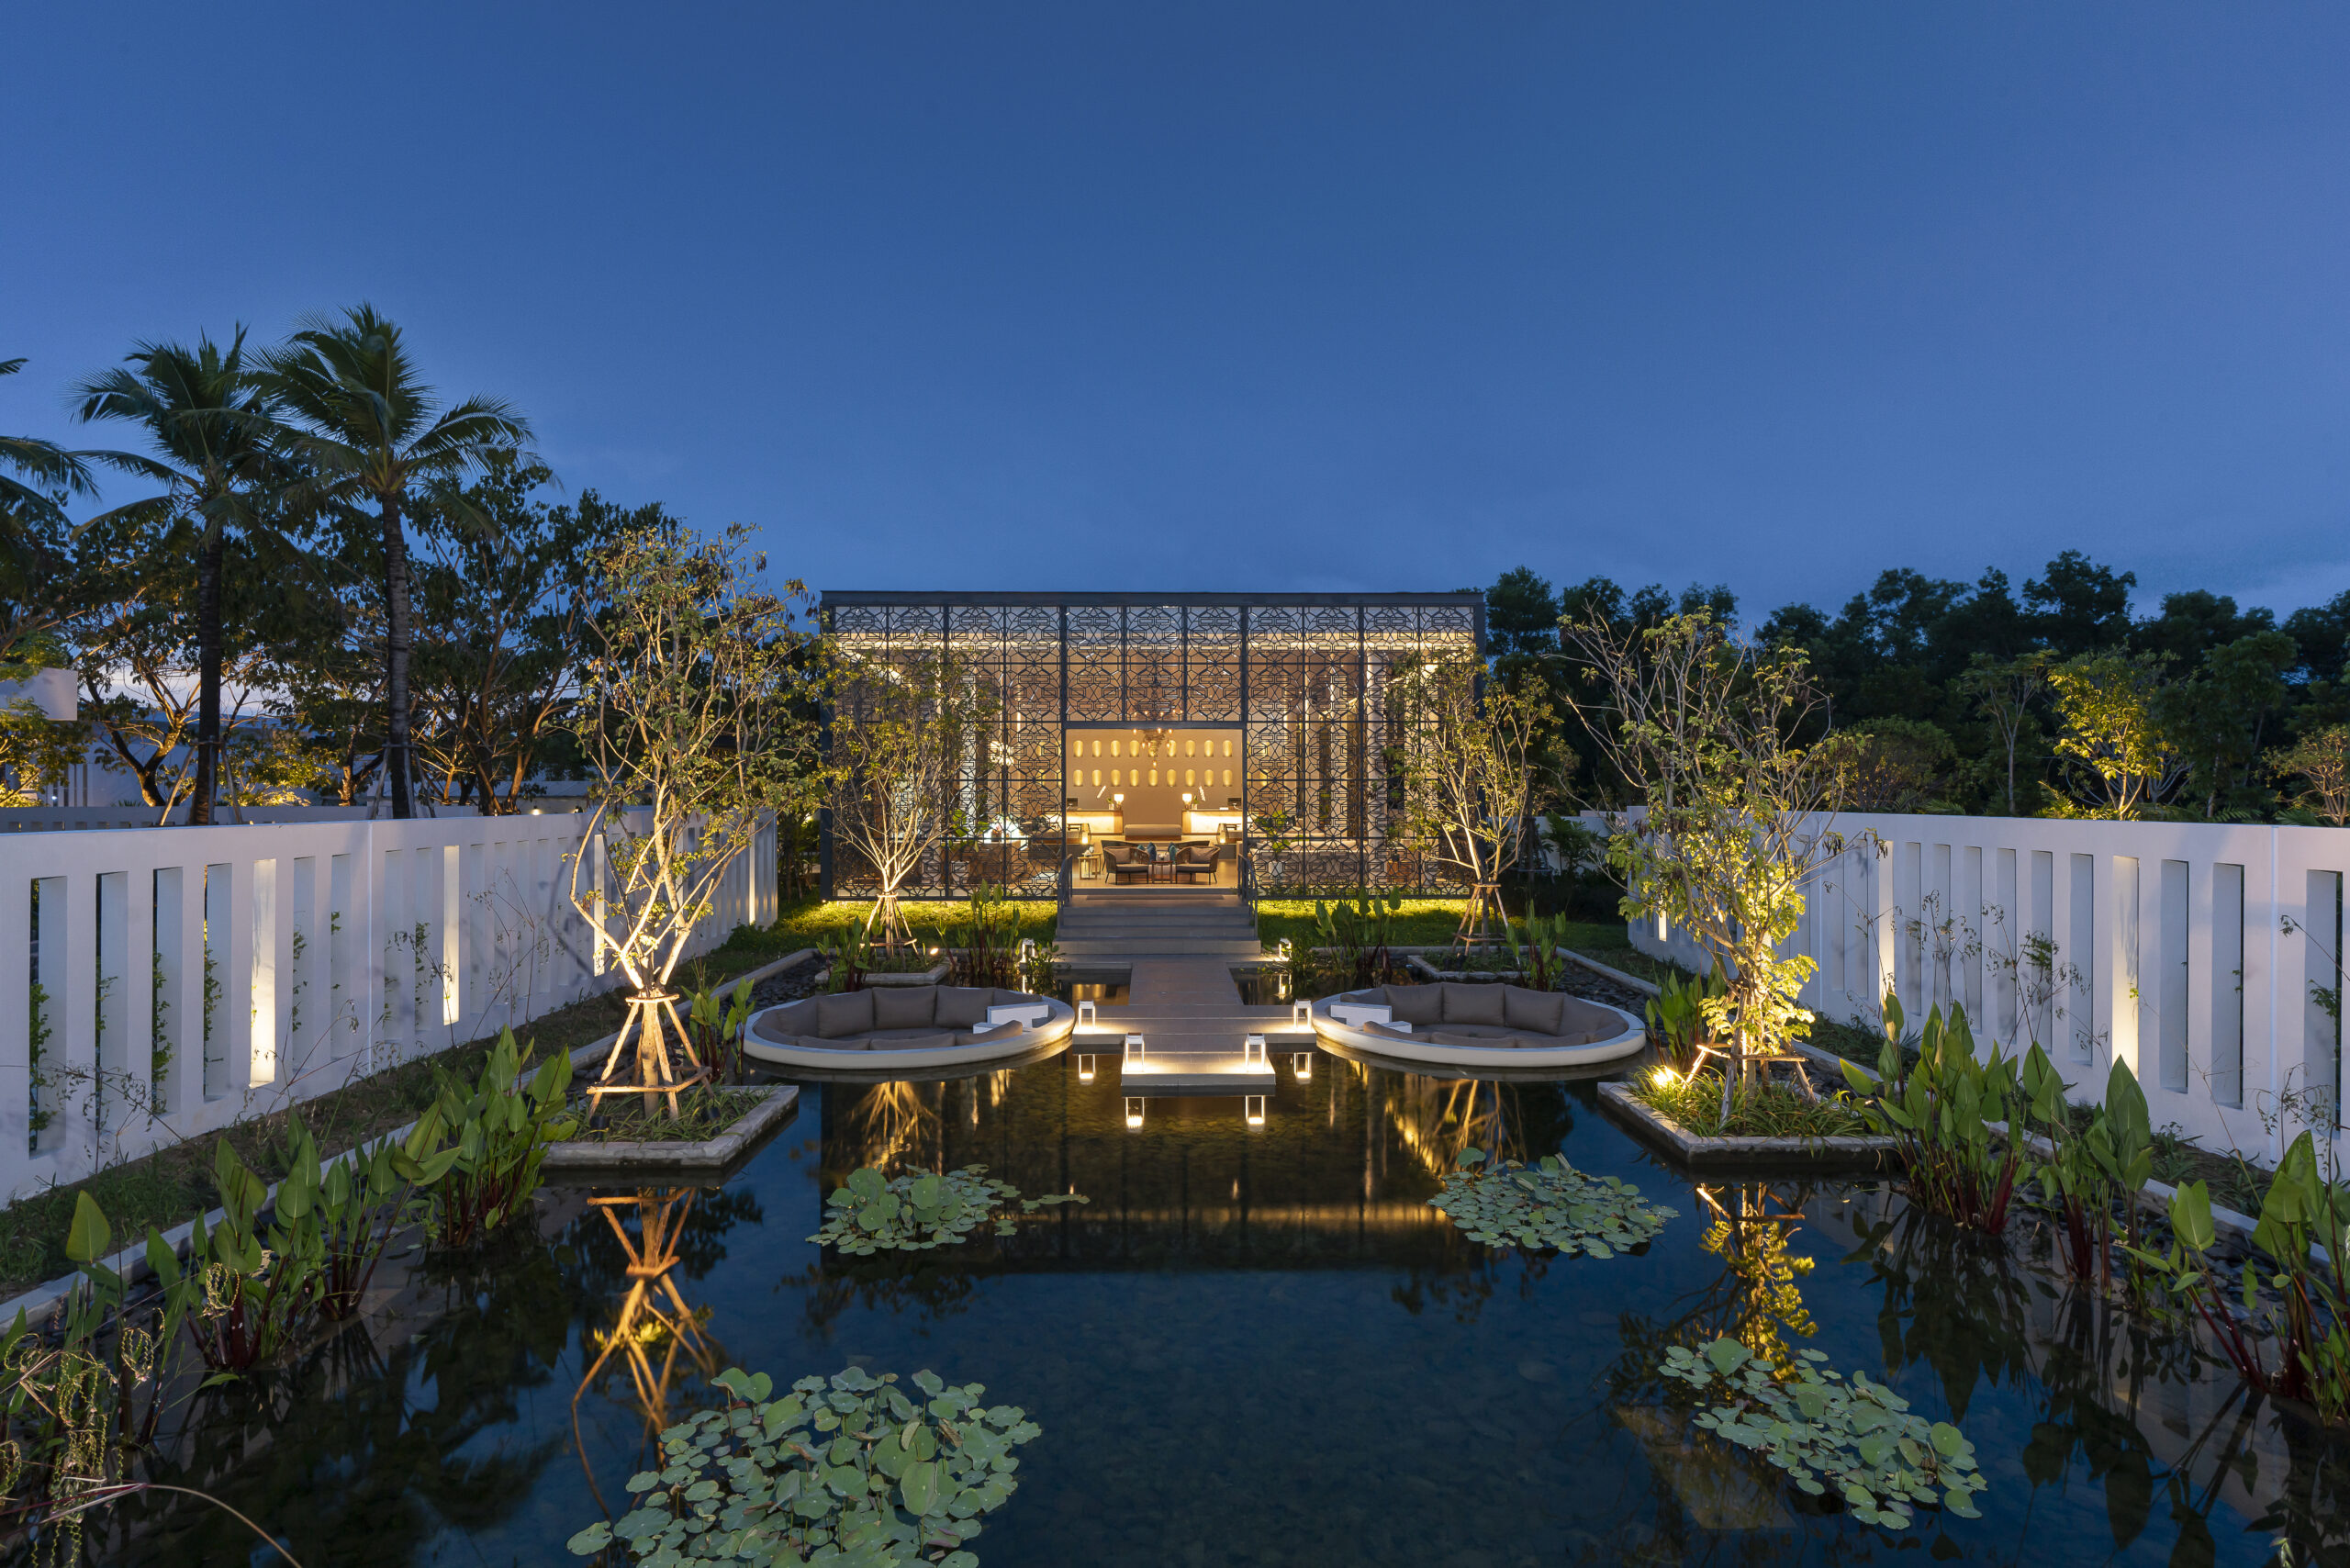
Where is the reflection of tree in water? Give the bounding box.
[778,1252,986,1339]
[572,1190,733,1449]
[1697,1183,1817,1374]
[1389,1246,1553,1326]
[1382,1074,1575,1179]
[1856,1194,2350,1565]
[101,1245,575,1568]
[835,1079,946,1172]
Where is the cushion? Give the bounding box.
[1504,986,1567,1036]
[1382,985,1444,1026]
[954,1019,1029,1047]
[1428,1023,1516,1040]
[813,990,875,1038]
[872,986,937,1030]
[1558,996,1624,1041]
[863,1032,957,1052]
[1441,982,1507,1025]
[753,1001,815,1043]
[1361,1021,1416,1041]
[934,987,995,1028]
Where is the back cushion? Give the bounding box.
[1442,982,1507,1025]
[814,990,875,1038]
[752,1001,812,1043]
[1382,985,1444,1025]
[1558,995,1622,1042]
[934,987,995,1028]
[872,986,937,1030]
[1503,986,1566,1035]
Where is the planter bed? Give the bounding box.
[542,1085,800,1172]
[1597,1081,1897,1171]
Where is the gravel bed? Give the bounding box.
[749,958,825,1009]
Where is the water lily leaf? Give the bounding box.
[1704,1339,1749,1375]
[901,1460,940,1515]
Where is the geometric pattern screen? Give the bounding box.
[821,592,1483,899]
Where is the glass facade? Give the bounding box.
[821,592,1483,900]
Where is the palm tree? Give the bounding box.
[260,305,533,818]
[73,330,289,824]
[1,356,161,666]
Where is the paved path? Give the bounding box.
[1071,955,1315,1087]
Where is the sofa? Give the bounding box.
[747,985,1070,1055]
[1323,982,1632,1051]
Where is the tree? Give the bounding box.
[1812,717,1956,812]
[261,305,533,819]
[1483,566,1561,661]
[1562,610,1853,1103]
[2271,726,2350,826]
[2157,631,2297,819]
[1393,654,1552,948]
[72,330,296,823]
[2025,551,2136,656]
[2046,652,2181,818]
[567,524,821,1109]
[1,356,156,668]
[826,648,997,952]
[1955,651,2053,816]
[408,464,625,810]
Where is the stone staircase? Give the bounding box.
[1054,890,1265,958]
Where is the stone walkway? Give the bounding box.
[1073,955,1315,1088]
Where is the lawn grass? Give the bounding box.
[0,939,790,1301]
[749,898,1060,953]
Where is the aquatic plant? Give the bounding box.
[565,1364,1038,1566]
[685,980,755,1085]
[1661,1338,1986,1530]
[1429,1148,1673,1257]
[2020,1047,2154,1283]
[426,1027,576,1249]
[809,1167,1088,1256]
[1841,994,2022,1234]
[1305,893,1404,992]
[2133,1137,2350,1423]
[1643,966,1724,1057]
[187,1115,455,1370]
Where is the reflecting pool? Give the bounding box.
[87,1056,2350,1566]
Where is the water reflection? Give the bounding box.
[573,1189,728,1441]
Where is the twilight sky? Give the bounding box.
[5,5,2346,622]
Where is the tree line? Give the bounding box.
[1483,551,2350,823]
[0,309,692,822]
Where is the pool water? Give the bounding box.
[94,1056,2350,1566]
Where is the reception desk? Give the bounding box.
[1184,809,1246,838]
[1061,810,1124,841]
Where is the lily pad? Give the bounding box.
[1428,1150,1675,1257]
[809,1165,1089,1255]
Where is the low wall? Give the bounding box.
[1629,812,2350,1169]
[0,812,777,1203]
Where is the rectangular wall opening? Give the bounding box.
[2159,859,2188,1092]
[2212,862,2244,1107]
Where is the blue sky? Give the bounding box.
[6,5,2346,621]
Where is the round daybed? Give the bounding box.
[1309,981,1647,1071]
[744,985,1076,1079]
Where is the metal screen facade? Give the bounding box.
[821,592,1483,900]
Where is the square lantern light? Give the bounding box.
[1243,1034,1267,1069]
[1125,1034,1147,1064]
[1077,999,1097,1029]
[1292,1000,1313,1026]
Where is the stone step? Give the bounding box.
[1057,938,1267,957]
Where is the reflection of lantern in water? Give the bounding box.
[574,1188,725,1443]
[1125,1097,1145,1129]
[1292,1053,1313,1081]
[1077,1055,1096,1081]
[1244,1094,1266,1127]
